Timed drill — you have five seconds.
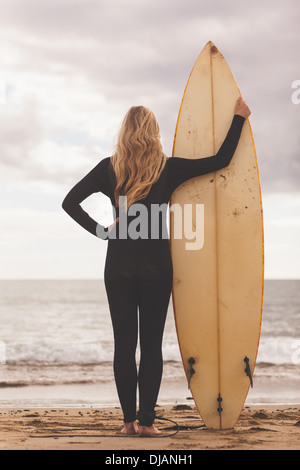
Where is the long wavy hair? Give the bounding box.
[110,106,168,209]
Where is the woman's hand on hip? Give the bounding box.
[108,217,119,233]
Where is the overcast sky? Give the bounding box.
[0,0,299,279]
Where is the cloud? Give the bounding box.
[1,0,298,196]
[0,206,109,279]
[0,0,299,280]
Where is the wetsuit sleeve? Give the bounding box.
[167,114,245,195]
[62,158,110,239]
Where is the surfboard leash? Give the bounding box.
[28,416,204,440]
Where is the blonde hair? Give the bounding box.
[110,106,168,209]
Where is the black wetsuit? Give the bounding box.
[62,114,245,426]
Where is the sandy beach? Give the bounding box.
[0,404,299,450]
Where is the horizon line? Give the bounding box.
[0,278,299,282]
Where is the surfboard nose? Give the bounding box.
[205,41,219,54]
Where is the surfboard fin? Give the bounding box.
[217,394,223,417]
[187,357,196,389]
[244,356,254,388]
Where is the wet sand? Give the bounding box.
[0,404,299,450]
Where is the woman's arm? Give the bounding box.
[166,98,251,196]
[62,157,111,239]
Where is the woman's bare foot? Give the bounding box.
[121,421,139,435]
[139,425,162,437]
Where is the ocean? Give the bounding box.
[0,280,299,407]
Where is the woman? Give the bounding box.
[62,97,250,436]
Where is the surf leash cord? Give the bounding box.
[28,416,205,439]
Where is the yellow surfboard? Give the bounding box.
[170,41,264,430]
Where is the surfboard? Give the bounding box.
[170,41,264,430]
